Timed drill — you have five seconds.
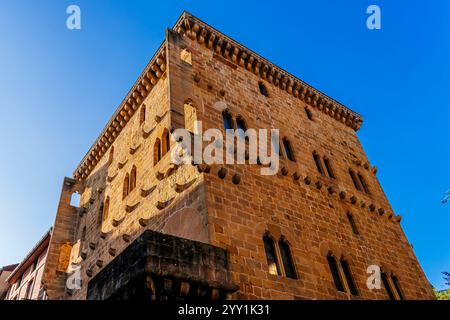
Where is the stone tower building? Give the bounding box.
[42,12,435,300]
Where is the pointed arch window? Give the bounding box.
[282,138,295,162]
[263,235,281,276]
[340,259,358,296]
[123,173,129,200]
[327,253,345,292]
[129,166,136,192]
[236,116,247,141]
[278,239,296,279]
[223,111,233,131]
[258,82,269,97]
[313,152,324,174]
[381,272,396,300]
[162,129,170,156]
[347,212,359,235]
[349,169,362,191]
[391,274,404,300]
[323,157,335,178]
[358,173,370,194]
[154,138,162,165]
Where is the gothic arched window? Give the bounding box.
[278,239,296,279]
[340,258,358,296]
[154,138,162,165]
[263,235,281,276]
[282,138,295,162]
[129,166,137,192]
[223,111,233,131]
[123,173,129,200]
[327,253,345,292]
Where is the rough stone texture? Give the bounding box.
[43,13,435,300]
[87,229,236,300]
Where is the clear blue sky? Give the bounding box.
[0,0,448,290]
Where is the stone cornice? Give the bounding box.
[73,43,167,181]
[173,12,363,131]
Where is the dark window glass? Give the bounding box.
[327,254,345,292]
[223,112,233,131]
[313,153,324,174]
[358,173,370,194]
[340,259,358,296]
[259,82,269,97]
[283,138,295,162]
[349,169,362,191]
[154,139,162,164]
[263,235,281,276]
[278,240,296,279]
[391,275,405,300]
[236,117,247,141]
[323,158,335,178]
[165,131,170,153]
[381,272,396,300]
[347,212,359,235]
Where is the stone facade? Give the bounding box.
[42,12,435,300]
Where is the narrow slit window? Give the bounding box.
[313,153,324,174]
[347,212,359,235]
[154,138,162,165]
[323,158,335,178]
[259,82,269,97]
[278,240,296,279]
[263,235,281,276]
[305,107,313,120]
[381,272,396,300]
[340,259,358,296]
[130,166,136,192]
[391,275,405,300]
[223,112,233,131]
[236,117,247,141]
[162,129,170,156]
[123,174,129,200]
[103,197,110,222]
[327,253,345,292]
[358,173,370,194]
[108,146,114,164]
[283,138,295,162]
[140,105,146,125]
[349,169,362,191]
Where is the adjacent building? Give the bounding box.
[0,264,18,299]
[4,229,51,300]
[42,12,435,300]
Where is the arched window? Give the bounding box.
[305,107,313,120]
[236,116,247,141]
[278,239,296,279]
[108,146,114,165]
[347,212,359,235]
[381,272,395,300]
[103,197,110,222]
[154,138,162,165]
[358,173,370,194]
[140,105,146,125]
[323,158,335,179]
[222,111,233,131]
[313,152,324,174]
[123,173,129,200]
[282,138,295,162]
[258,82,269,97]
[327,253,345,292]
[162,129,170,156]
[340,259,358,296]
[263,235,281,276]
[70,192,80,207]
[130,166,137,192]
[349,169,362,191]
[391,274,405,300]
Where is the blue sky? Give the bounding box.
[0,0,448,290]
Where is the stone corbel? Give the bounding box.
[112,217,124,227]
[155,197,175,210]
[125,202,140,213]
[140,186,156,198]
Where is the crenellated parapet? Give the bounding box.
[173,12,363,132]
